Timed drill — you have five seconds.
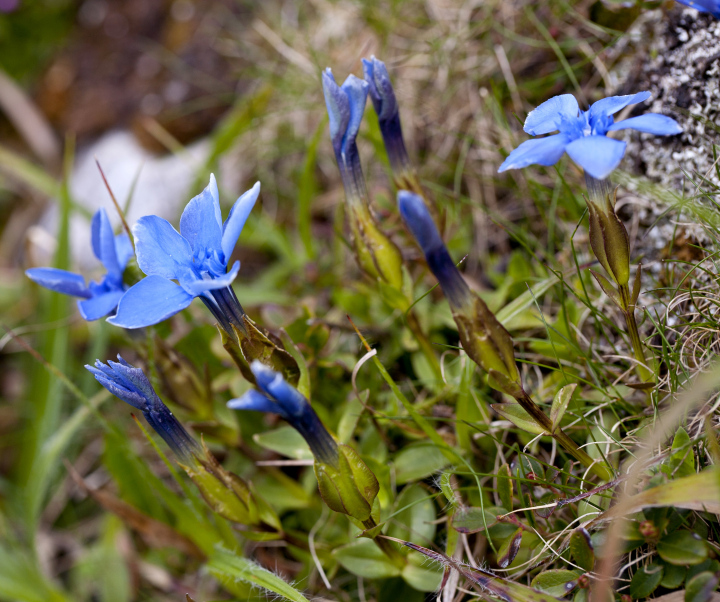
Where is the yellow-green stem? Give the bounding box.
[363,518,405,567]
[405,309,443,385]
[619,285,654,384]
[515,390,614,482]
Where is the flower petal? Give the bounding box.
[221,182,260,262]
[227,390,282,415]
[339,74,369,157]
[676,0,720,16]
[26,267,91,298]
[114,233,134,270]
[133,215,192,279]
[565,135,627,180]
[178,261,240,296]
[179,174,223,259]
[524,94,579,135]
[588,92,651,120]
[498,133,570,172]
[608,114,683,136]
[322,68,349,158]
[362,56,397,122]
[107,275,193,328]
[78,289,125,321]
[91,209,122,278]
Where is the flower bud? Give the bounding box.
[322,68,405,295]
[228,361,380,523]
[398,191,521,394]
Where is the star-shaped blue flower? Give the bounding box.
[108,175,259,333]
[228,361,338,466]
[26,208,133,320]
[87,355,200,463]
[498,92,682,180]
[676,0,720,16]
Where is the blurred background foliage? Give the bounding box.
[1,0,720,601]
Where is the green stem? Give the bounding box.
[406,309,443,385]
[514,390,614,482]
[363,518,405,567]
[619,285,654,384]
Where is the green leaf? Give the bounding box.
[530,569,581,597]
[657,531,708,566]
[496,528,523,568]
[550,384,577,433]
[207,545,311,602]
[333,539,402,579]
[569,528,595,572]
[662,427,696,479]
[393,443,450,484]
[497,463,513,512]
[685,572,720,602]
[589,269,623,309]
[629,563,664,599]
[660,562,686,589]
[401,551,443,592]
[491,403,546,435]
[388,484,437,543]
[452,506,505,534]
[337,390,367,444]
[253,426,313,460]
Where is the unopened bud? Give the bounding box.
[638,519,659,542]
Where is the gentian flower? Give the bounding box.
[26,208,133,320]
[322,68,404,292]
[498,92,682,180]
[228,361,338,466]
[362,56,409,174]
[87,355,200,463]
[108,175,259,335]
[398,191,521,392]
[676,0,720,16]
[228,361,381,523]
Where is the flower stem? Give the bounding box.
[405,309,443,385]
[619,285,654,385]
[363,518,405,567]
[514,389,614,482]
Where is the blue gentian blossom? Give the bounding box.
[676,0,720,16]
[398,190,471,310]
[362,56,409,173]
[108,175,259,335]
[87,356,200,463]
[228,361,339,466]
[322,68,370,203]
[26,208,133,320]
[498,92,682,180]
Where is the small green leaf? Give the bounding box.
[497,464,513,512]
[569,528,595,572]
[207,545,311,602]
[530,569,581,597]
[662,427,696,479]
[550,384,577,433]
[629,563,664,599]
[253,427,312,460]
[491,403,546,435]
[657,531,708,566]
[333,539,402,579]
[496,528,523,568]
[393,443,450,484]
[685,571,720,602]
[388,484,437,544]
[589,269,623,309]
[452,506,505,534]
[660,562,686,589]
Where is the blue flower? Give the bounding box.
[398,190,471,309]
[87,355,200,463]
[676,0,720,16]
[26,208,133,320]
[227,361,339,466]
[362,56,409,173]
[108,175,259,334]
[498,92,682,180]
[322,68,370,203]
